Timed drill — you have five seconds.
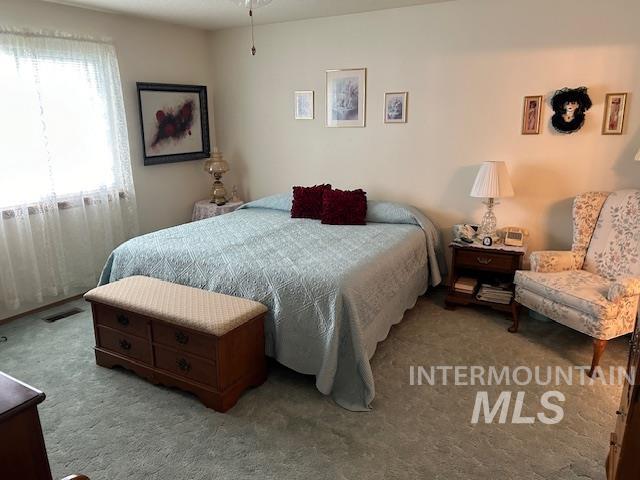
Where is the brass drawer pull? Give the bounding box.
[119,339,132,351]
[175,331,189,345]
[177,358,191,372]
[477,256,493,265]
[117,314,130,327]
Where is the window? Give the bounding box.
[0,30,137,313]
[0,31,134,209]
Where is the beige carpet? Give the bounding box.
[0,290,627,479]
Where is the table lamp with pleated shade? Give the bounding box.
[470,161,515,238]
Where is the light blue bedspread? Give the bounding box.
[99,194,444,410]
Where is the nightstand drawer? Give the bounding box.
[456,249,516,272]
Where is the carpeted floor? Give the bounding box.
[0,290,627,480]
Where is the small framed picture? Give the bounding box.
[326,68,366,128]
[521,95,543,135]
[602,93,628,135]
[384,92,408,123]
[295,90,314,120]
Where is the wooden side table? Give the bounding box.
[192,199,243,221]
[445,242,525,332]
[0,371,90,480]
[0,371,51,480]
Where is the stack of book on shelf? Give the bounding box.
[476,283,513,305]
[454,276,478,295]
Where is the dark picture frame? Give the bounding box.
[136,82,210,166]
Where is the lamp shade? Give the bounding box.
[635,147,640,162]
[470,161,514,199]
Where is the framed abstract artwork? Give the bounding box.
[384,92,408,123]
[294,90,314,120]
[326,68,366,127]
[521,95,543,135]
[136,82,210,166]
[602,92,628,135]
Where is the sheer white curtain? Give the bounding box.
[0,29,138,314]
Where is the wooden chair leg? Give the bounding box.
[508,302,520,333]
[588,339,608,377]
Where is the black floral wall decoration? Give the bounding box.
[551,87,592,134]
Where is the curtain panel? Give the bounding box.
[0,29,138,314]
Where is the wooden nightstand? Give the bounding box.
[445,242,525,332]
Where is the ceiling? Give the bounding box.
[44,0,452,31]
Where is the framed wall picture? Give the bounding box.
[137,82,210,166]
[602,92,628,135]
[384,92,408,123]
[326,68,366,127]
[522,95,543,135]
[295,90,314,120]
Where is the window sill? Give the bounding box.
[1,190,128,219]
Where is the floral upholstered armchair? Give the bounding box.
[514,190,640,376]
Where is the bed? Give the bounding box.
[98,193,444,410]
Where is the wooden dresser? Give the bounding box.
[0,371,51,479]
[607,318,640,479]
[0,371,89,480]
[91,301,267,412]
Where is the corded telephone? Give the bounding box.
[503,226,528,247]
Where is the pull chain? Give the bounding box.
[249,5,256,55]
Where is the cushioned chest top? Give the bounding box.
[84,276,268,336]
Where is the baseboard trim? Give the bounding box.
[0,293,86,326]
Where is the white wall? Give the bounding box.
[210,0,640,254]
[2,0,214,235]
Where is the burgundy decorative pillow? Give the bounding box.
[321,188,367,225]
[291,184,332,219]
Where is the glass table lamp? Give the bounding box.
[204,148,230,205]
[470,161,515,238]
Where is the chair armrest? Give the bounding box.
[529,251,580,273]
[608,277,640,302]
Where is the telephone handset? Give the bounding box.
[453,224,478,243]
